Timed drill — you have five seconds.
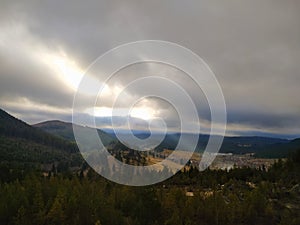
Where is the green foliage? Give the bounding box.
[34,120,116,149]
[0,109,83,177]
[0,109,299,225]
[0,151,299,225]
[0,109,78,153]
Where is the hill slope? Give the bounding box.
[105,129,296,158]
[33,120,116,149]
[0,108,82,166]
[255,138,300,158]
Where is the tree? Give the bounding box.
[46,191,65,225]
[32,189,45,225]
[13,206,30,225]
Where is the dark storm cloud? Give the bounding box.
[227,110,300,129]
[0,0,299,136]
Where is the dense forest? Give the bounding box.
[0,109,83,168]
[0,109,299,224]
[0,150,299,225]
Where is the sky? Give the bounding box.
[0,0,300,139]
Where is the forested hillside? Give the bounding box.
[0,150,299,225]
[0,109,82,168]
[0,109,78,153]
[33,120,115,147]
[140,132,296,158]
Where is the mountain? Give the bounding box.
[219,136,289,154]
[0,108,82,166]
[1,107,299,169]
[104,129,297,158]
[33,120,76,140]
[255,138,300,158]
[33,120,116,149]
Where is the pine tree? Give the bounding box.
[46,191,65,225]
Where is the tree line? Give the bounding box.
[0,150,299,225]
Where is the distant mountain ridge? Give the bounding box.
[0,108,82,166]
[104,129,298,158]
[1,108,299,163]
[33,120,116,150]
[34,120,75,140]
[0,109,77,153]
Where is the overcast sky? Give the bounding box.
[0,0,300,138]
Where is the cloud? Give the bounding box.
[0,0,300,137]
